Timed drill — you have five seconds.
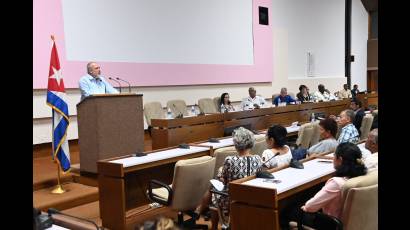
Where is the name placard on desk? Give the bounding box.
[110,146,210,168]
[243,156,335,194]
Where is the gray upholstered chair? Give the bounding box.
[198,98,219,114]
[296,123,315,149]
[212,146,237,178]
[251,134,268,157]
[272,94,280,102]
[144,101,165,126]
[147,156,216,229]
[360,114,374,140]
[288,92,296,99]
[310,121,321,147]
[166,99,188,116]
[341,170,378,230]
[213,97,221,112]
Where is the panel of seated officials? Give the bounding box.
[151,99,351,149]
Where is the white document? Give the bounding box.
[210,179,224,191]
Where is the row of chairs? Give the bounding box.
[144,98,222,126]
[144,93,301,126]
[295,112,377,150]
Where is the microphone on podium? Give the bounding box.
[116,77,131,93]
[108,77,122,93]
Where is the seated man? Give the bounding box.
[313,84,332,101]
[360,128,378,172]
[336,109,360,143]
[351,84,360,98]
[350,99,365,135]
[338,84,352,99]
[273,87,296,106]
[241,87,267,110]
[79,62,119,100]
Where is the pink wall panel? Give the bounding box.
[33,0,272,89]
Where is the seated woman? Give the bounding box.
[296,85,311,102]
[292,118,339,160]
[213,127,263,227]
[297,142,367,227]
[262,125,292,168]
[219,92,235,113]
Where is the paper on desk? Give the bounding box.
[210,179,224,191]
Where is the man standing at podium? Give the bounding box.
[79,62,119,100]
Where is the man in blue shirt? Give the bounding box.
[336,109,359,143]
[273,87,296,106]
[79,62,119,100]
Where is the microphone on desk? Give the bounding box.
[116,77,131,93]
[262,152,280,168]
[47,208,101,230]
[108,77,122,93]
[34,207,53,230]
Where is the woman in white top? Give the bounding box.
[262,125,292,168]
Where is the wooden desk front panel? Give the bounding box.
[152,122,224,149]
[231,202,279,230]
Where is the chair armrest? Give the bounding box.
[147,179,173,206]
[209,188,229,197]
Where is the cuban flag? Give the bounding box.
[46,39,71,172]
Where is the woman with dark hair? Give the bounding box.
[219,92,235,112]
[301,142,367,220]
[262,125,292,168]
[292,118,339,160]
[296,85,311,102]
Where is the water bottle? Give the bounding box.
[167,108,172,119]
[191,106,196,116]
[278,97,281,106]
[220,104,226,113]
[311,113,315,122]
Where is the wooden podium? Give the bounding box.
[77,93,144,173]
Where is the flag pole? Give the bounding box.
[49,34,66,194]
[51,163,66,194]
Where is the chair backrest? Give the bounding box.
[371,110,378,116]
[310,121,321,146]
[296,123,314,148]
[341,170,378,230]
[360,114,374,140]
[213,97,221,112]
[251,134,268,157]
[144,102,165,126]
[198,98,219,114]
[171,156,216,211]
[166,99,188,116]
[288,92,296,99]
[212,146,237,178]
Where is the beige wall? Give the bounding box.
[33,28,349,144]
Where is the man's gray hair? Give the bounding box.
[87,62,96,74]
[369,128,378,144]
[232,127,255,151]
[343,109,356,123]
[280,87,287,93]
